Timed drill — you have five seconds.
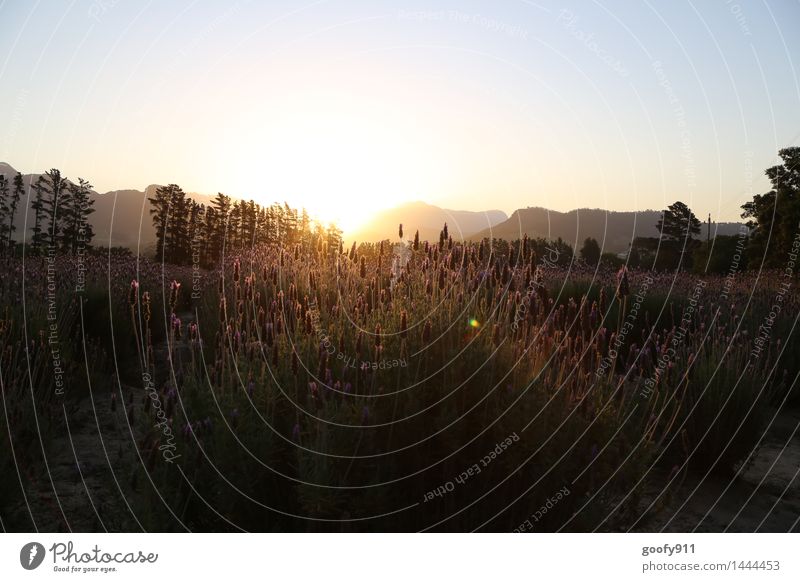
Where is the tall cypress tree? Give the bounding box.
[62,178,95,251]
[8,172,24,250]
[210,193,231,261]
[148,185,172,261]
[168,186,190,263]
[0,175,9,250]
[202,206,218,267]
[30,176,47,251]
[42,168,67,249]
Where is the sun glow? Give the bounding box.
[218,95,452,235]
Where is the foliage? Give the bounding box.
[580,237,601,265]
[741,147,800,269]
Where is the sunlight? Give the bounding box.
[219,99,451,234]
[268,118,408,233]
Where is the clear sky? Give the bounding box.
[1,0,799,231]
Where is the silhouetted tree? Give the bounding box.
[656,201,701,269]
[42,168,67,249]
[657,201,702,244]
[579,237,601,265]
[242,200,257,247]
[284,203,298,244]
[210,192,231,260]
[148,186,315,266]
[62,178,95,252]
[201,206,218,266]
[326,223,343,258]
[299,209,311,249]
[8,172,24,250]
[149,184,179,262]
[166,186,191,263]
[741,147,800,269]
[0,175,9,249]
[30,176,47,251]
[188,201,204,265]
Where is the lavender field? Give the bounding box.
[1,208,798,531]
[4,4,800,579]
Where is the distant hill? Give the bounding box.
[347,201,507,242]
[0,163,748,253]
[470,207,746,253]
[0,163,217,251]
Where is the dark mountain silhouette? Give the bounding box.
[0,163,217,251]
[470,207,746,254]
[1,163,747,253]
[347,201,507,242]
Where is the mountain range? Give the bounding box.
[0,162,215,251]
[346,201,508,243]
[0,162,747,254]
[470,207,745,253]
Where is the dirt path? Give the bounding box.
[6,312,196,532]
[634,407,800,532]
[6,381,145,532]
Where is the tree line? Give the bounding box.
[147,185,343,266]
[576,147,800,274]
[0,168,95,254]
[577,199,740,273]
[3,146,798,273]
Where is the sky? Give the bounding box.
[1,0,799,231]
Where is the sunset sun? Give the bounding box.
[217,92,453,234]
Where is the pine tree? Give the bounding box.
[655,201,702,270]
[0,175,9,250]
[30,176,47,251]
[188,201,204,265]
[62,178,95,252]
[229,201,243,251]
[326,223,343,258]
[579,237,601,265]
[8,172,24,251]
[256,207,269,245]
[148,185,173,261]
[201,206,218,267]
[299,208,311,249]
[284,203,299,244]
[243,199,257,247]
[656,201,701,244]
[167,186,191,263]
[43,168,67,249]
[210,193,231,261]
